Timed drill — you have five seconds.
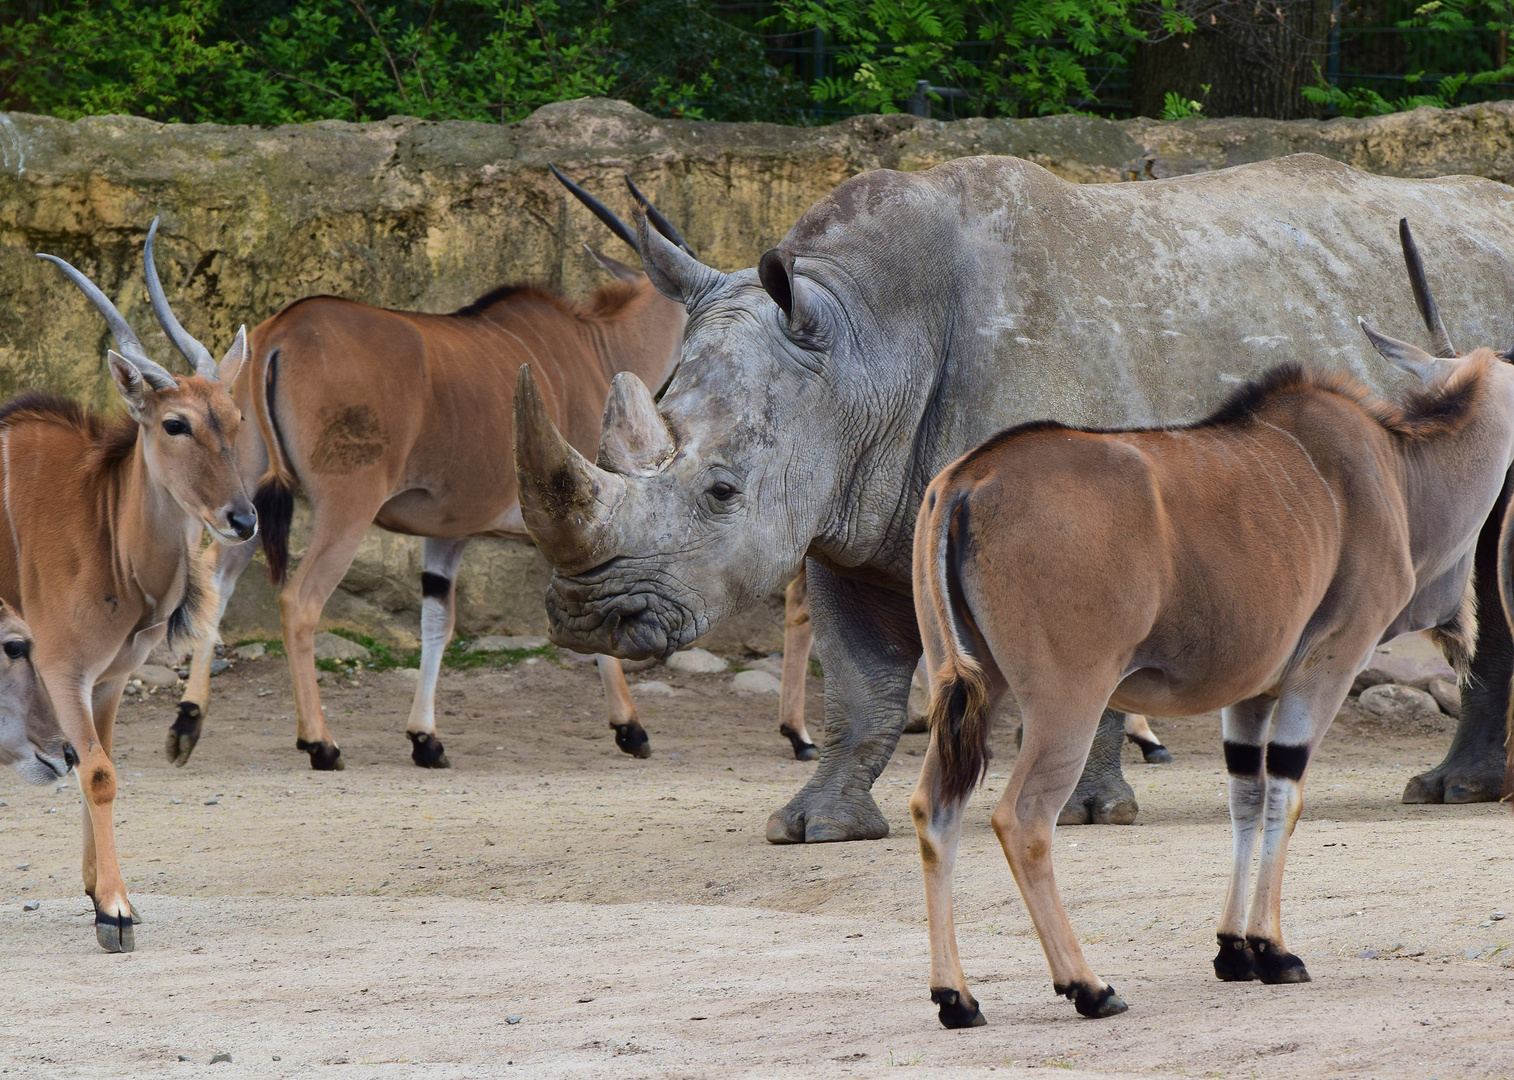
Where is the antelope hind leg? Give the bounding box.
[598,654,651,758]
[406,537,469,768]
[171,537,256,766]
[778,568,817,760]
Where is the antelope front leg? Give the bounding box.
[911,738,982,1027]
[171,537,256,766]
[1214,695,1275,981]
[406,537,469,768]
[597,655,651,758]
[992,699,1127,1018]
[778,568,817,761]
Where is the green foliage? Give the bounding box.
[775,0,1193,116]
[1159,83,1207,119]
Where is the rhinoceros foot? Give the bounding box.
[1057,771,1138,826]
[766,787,889,844]
[1402,757,1505,803]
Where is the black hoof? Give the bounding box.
[931,987,986,1028]
[296,738,345,771]
[1058,981,1128,1018]
[95,908,135,953]
[613,722,652,759]
[1127,734,1174,764]
[779,724,818,761]
[1248,936,1311,984]
[166,701,203,766]
[408,731,451,768]
[1213,933,1257,981]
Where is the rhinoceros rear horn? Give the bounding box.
[513,364,628,571]
[598,372,675,476]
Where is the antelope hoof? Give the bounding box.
[1213,933,1257,981]
[931,987,985,1028]
[1059,981,1127,1018]
[408,731,451,768]
[1247,937,1310,984]
[1127,735,1174,764]
[166,701,204,766]
[94,907,135,953]
[779,724,818,761]
[765,788,888,844]
[296,738,345,771]
[613,721,652,759]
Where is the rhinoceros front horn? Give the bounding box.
[598,371,675,476]
[514,364,627,572]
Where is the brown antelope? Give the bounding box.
[0,602,70,784]
[909,221,1514,1027]
[14,221,254,951]
[172,172,708,771]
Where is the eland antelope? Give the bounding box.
[13,221,254,951]
[909,221,1514,1026]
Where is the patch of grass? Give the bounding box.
[808,657,823,678]
[248,631,556,674]
[441,639,557,670]
[326,628,410,672]
[233,637,285,659]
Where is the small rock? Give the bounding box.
[1357,683,1442,725]
[15,862,28,870]
[665,648,728,674]
[747,655,785,679]
[232,642,266,661]
[1356,947,1379,959]
[177,1055,197,1063]
[208,658,232,677]
[1493,911,1507,921]
[312,632,371,663]
[1481,920,1493,928]
[1464,947,1484,959]
[1427,676,1461,718]
[204,798,220,805]
[209,1052,231,1064]
[396,668,421,681]
[133,664,182,689]
[465,634,548,654]
[169,797,181,805]
[732,669,782,695]
[22,899,38,911]
[1353,632,1456,692]
[559,648,598,664]
[635,680,680,696]
[505,1014,523,1025]
[123,684,140,696]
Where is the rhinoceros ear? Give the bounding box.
[759,248,826,345]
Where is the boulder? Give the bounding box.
[635,680,681,696]
[132,664,181,689]
[746,655,786,679]
[231,642,266,661]
[1428,676,1462,718]
[906,666,930,733]
[465,635,549,654]
[312,632,371,664]
[665,648,729,675]
[1358,683,1443,725]
[1353,633,1455,692]
[733,670,782,695]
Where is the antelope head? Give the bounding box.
[38,219,257,544]
[0,601,69,783]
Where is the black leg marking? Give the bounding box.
[296,738,346,771]
[1223,741,1262,776]
[421,572,451,600]
[1265,743,1310,783]
[1247,936,1311,984]
[779,723,819,761]
[1128,733,1173,764]
[1213,932,1257,981]
[931,987,986,1028]
[613,721,652,759]
[408,731,451,768]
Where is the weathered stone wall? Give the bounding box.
[3,99,1513,650]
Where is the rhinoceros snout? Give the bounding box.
[544,580,697,662]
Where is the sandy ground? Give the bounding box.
[2,650,1513,1079]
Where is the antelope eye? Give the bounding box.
[162,417,191,437]
[708,482,737,501]
[3,639,28,660]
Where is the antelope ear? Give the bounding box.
[583,245,640,283]
[108,350,149,419]
[759,248,827,345]
[217,326,248,385]
[1359,317,1441,383]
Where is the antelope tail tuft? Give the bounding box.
[249,346,299,585]
[929,654,992,806]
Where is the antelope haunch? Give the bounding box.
[0,603,70,785]
[910,225,1514,1026]
[173,174,719,771]
[14,221,253,951]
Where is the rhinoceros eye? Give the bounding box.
[708,482,737,502]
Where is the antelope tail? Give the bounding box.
[1497,478,1514,806]
[922,489,992,806]
[249,346,297,585]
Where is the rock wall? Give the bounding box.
[3,99,1513,651]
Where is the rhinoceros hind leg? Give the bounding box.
[1057,709,1139,825]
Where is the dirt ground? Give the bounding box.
[2,649,1513,1079]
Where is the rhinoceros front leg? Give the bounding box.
[766,559,919,844]
[1404,508,1511,804]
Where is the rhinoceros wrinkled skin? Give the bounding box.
[517,153,1514,844]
